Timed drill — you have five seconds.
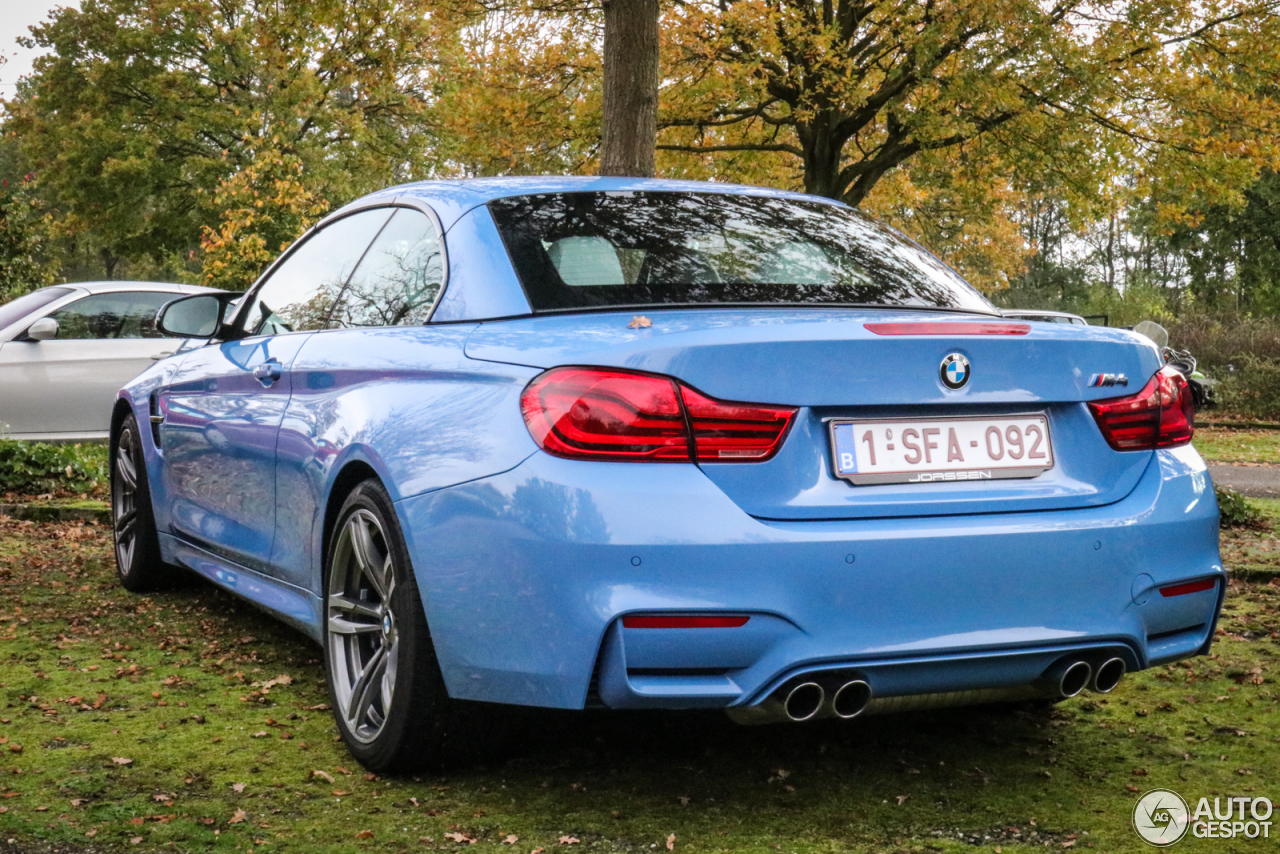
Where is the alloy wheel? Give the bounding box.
[113,426,140,573]
[327,509,401,744]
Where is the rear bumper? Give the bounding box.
[396,444,1222,711]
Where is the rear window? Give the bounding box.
[487,192,993,313]
[0,287,74,332]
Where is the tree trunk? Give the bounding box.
[599,0,659,177]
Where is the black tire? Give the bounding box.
[323,479,497,772]
[111,414,167,592]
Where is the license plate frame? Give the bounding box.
[828,413,1055,486]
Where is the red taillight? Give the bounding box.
[622,615,750,628]
[863,322,1031,336]
[520,368,690,461]
[520,367,796,463]
[1087,366,1194,451]
[679,385,796,461]
[1159,578,1217,598]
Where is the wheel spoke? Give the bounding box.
[379,556,395,604]
[381,637,398,713]
[117,536,134,570]
[116,510,137,542]
[347,645,387,725]
[330,595,381,620]
[327,614,381,636]
[349,517,388,599]
[116,448,138,491]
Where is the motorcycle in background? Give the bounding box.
[1132,320,1217,411]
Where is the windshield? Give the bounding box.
[487,192,994,314]
[0,287,75,333]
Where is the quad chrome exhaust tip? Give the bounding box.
[1043,659,1092,698]
[782,682,825,721]
[831,680,872,719]
[1090,657,1126,693]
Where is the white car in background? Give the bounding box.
[0,282,222,441]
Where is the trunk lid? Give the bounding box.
[465,309,1164,519]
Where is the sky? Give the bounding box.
[0,0,65,96]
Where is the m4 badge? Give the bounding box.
[1090,373,1129,388]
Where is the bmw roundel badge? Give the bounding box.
[940,353,970,389]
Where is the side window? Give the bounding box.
[330,209,444,328]
[237,209,393,337]
[48,292,176,339]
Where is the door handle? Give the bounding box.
[252,361,283,385]
[151,351,174,361]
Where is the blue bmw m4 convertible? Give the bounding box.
[110,177,1223,770]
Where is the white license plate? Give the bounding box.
[829,415,1054,485]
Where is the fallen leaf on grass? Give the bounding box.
[1126,785,1140,792]
[332,790,351,797]
[112,757,132,766]
[256,674,293,690]
[251,731,269,738]
[310,770,335,783]
[895,795,909,805]
[444,831,475,844]
[129,817,144,826]
[559,837,580,846]
[130,837,142,845]
[666,833,677,850]
[229,809,247,824]
[354,829,373,839]
[6,745,20,754]
[502,834,519,844]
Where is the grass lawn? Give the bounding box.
[1193,426,1280,464]
[0,511,1273,854]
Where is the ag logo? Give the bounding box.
[1133,788,1190,846]
[940,353,970,390]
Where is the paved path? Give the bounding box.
[1208,463,1280,498]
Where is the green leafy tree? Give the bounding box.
[1162,171,1280,315]
[0,138,58,300]
[656,0,1280,213]
[199,143,330,291]
[2,0,443,273]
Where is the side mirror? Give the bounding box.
[25,317,58,341]
[156,292,238,339]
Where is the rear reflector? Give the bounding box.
[1088,366,1194,451]
[1159,578,1217,598]
[521,367,795,463]
[622,615,750,629]
[863,322,1031,336]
